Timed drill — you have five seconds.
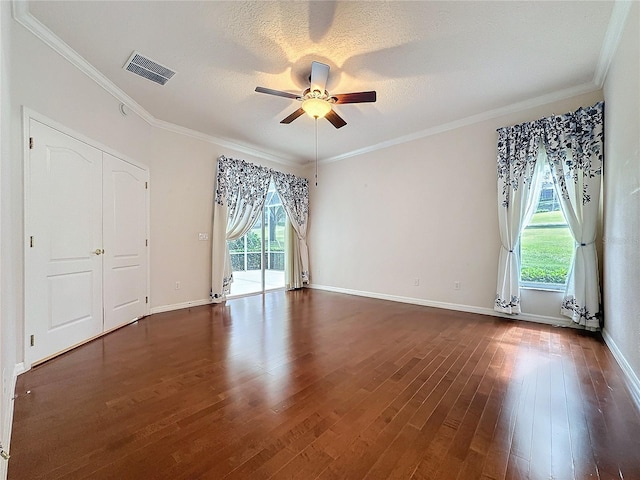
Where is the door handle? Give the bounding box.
[94,249,104,255]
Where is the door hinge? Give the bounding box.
[30,236,34,248]
[30,335,35,347]
[145,296,148,304]
[145,181,148,189]
[29,137,34,149]
[145,239,148,247]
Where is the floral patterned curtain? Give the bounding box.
[495,101,604,330]
[211,156,311,301]
[495,122,544,314]
[542,101,604,330]
[211,156,271,302]
[272,171,310,288]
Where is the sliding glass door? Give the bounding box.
[227,179,286,296]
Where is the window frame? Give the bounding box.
[519,165,573,292]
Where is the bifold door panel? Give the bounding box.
[25,118,149,365]
[103,153,148,331]
[26,121,104,363]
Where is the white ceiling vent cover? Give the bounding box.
[123,51,176,86]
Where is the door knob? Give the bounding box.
[94,249,104,255]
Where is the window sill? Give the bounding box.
[520,285,565,293]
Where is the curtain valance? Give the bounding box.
[497,102,604,200]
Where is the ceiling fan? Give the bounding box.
[255,61,376,129]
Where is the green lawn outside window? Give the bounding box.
[520,210,574,287]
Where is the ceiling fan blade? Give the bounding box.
[310,61,330,93]
[325,109,347,129]
[255,86,300,100]
[333,91,377,104]
[280,108,305,124]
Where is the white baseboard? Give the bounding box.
[150,298,212,315]
[12,363,24,378]
[1,363,24,480]
[602,329,640,414]
[149,290,291,314]
[306,284,574,327]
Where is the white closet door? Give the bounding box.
[102,153,148,331]
[26,120,104,364]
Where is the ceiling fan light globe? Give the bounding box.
[302,98,331,119]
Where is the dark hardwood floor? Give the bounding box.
[9,289,640,479]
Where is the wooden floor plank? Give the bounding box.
[315,323,470,479]
[528,327,553,480]
[479,324,525,480]
[7,290,640,480]
[548,330,575,480]
[411,321,508,480]
[559,330,600,480]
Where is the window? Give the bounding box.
[520,163,574,290]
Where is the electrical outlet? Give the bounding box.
[175,281,181,290]
[413,278,420,286]
[198,233,209,241]
[454,281,461,290]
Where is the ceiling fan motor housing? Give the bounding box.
[303,88,335,103]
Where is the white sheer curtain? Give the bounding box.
[495,123,545,314]
[272,171,310,289]
[284,220,303,289]
[211,156,271,302]
[542,102,604,330]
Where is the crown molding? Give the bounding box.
[309,0,634,167]
[11,1,298,167]
[321,81,600,164]
[13,0,154,125]
[150,117,302,167]
[594,0,634,87]
[13,0,621,168]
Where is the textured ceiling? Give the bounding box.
[26,1,614,165]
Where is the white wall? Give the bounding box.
[0,2,17,476]
[602,3,640,405]
[4,15,304,370]
[307,89,603,322]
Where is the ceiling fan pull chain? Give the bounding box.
[315,118,319,187]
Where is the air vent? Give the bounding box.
[123,51,176,86]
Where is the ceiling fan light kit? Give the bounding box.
[302,97,331,118]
